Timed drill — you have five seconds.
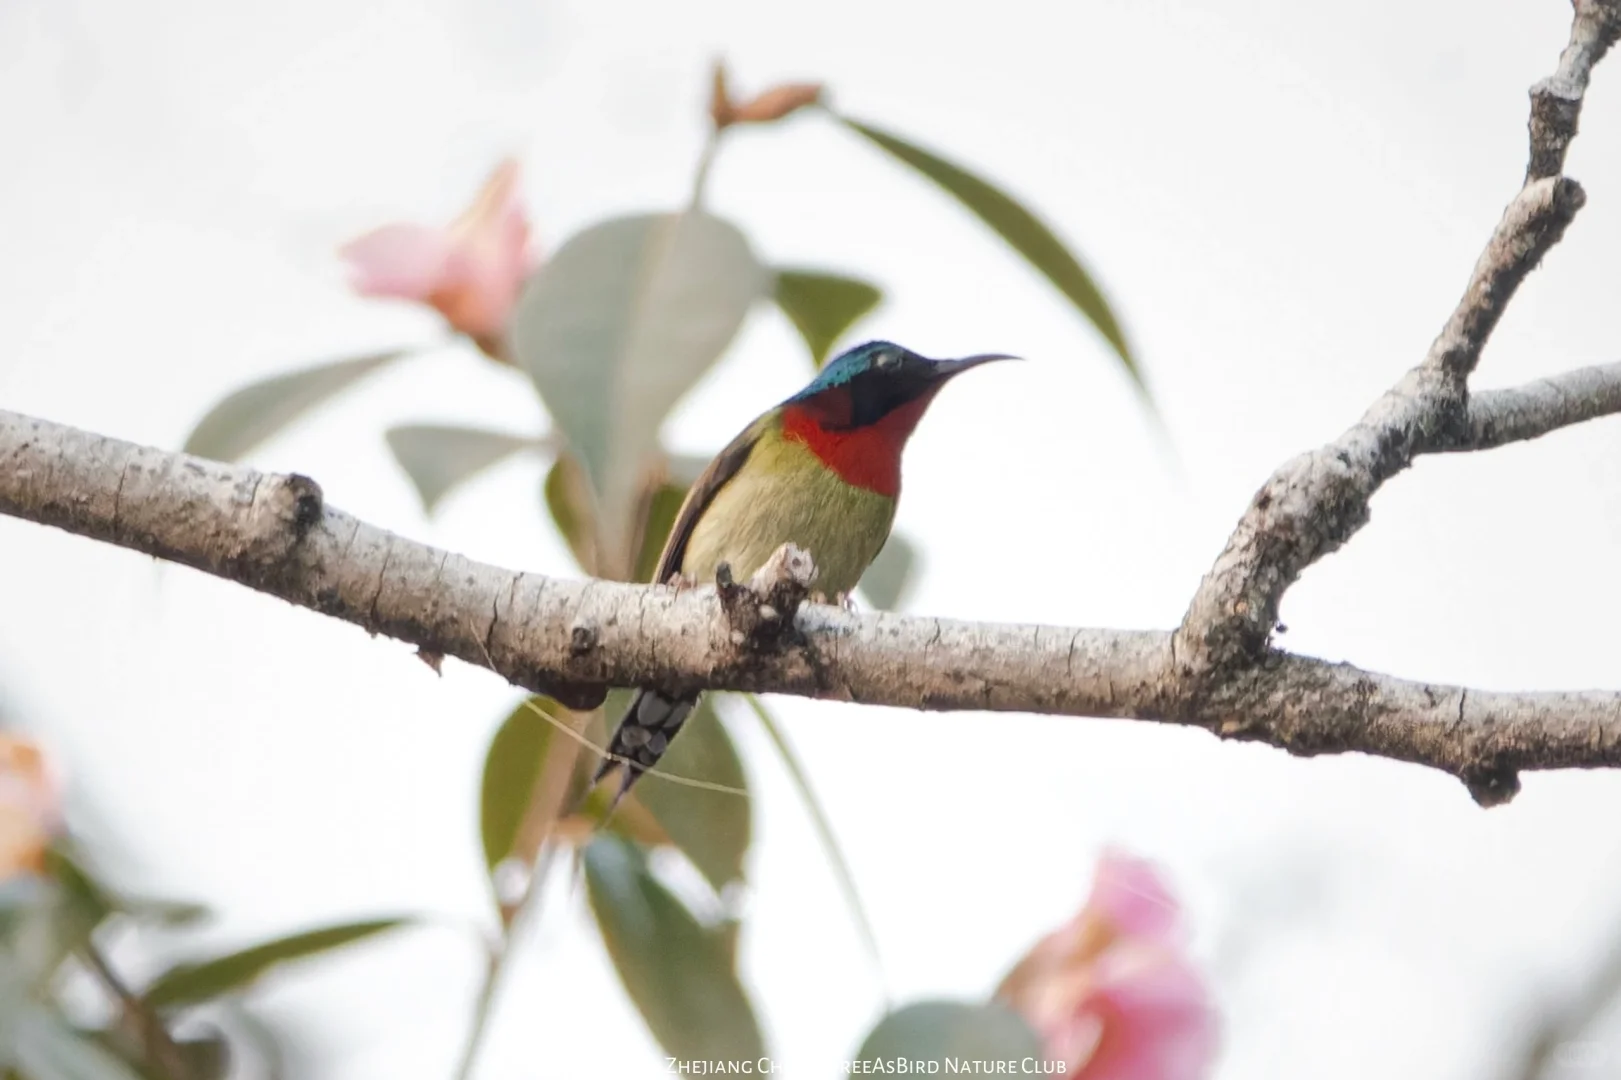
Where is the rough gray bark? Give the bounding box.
[3,0,1621,807]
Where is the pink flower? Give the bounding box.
[996,850,1217,1080]
[340,158,535,359]
[0,734,59,880]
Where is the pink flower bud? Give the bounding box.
[996,850,1217,1079]
[341,159,536,359]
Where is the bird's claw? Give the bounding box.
[665,571,697,594]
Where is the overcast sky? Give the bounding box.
[5,0,1621,1076]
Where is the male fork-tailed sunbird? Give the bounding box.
[594,339,1014,801]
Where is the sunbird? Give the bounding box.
[594,340,1015,801]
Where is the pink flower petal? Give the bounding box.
[1077,955,1217,1080]
[339,159,536,346]
[340,223,457,301]
[996,851,1217,1080]
[0,735,59,881]
[1088,848,1182,941]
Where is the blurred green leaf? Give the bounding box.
[143,919,407,1009]
[584,836,765,1062]
[741,695,881,975]
[633,695,750,892]
[117,896,211,929]
[855,1001,1043,1067]
[182,348,416,462]
[543,453,600,576]
[666,453,712,489]
[512,211,767,571]
[43,850,114,959]
[385,424,541,514]
[773,269,882,368]
[633,480,689,585]
[838,117,1140,390]
[45,847,210,934]
[858,532,920,611]
[480,694,572,875]
[3,1003,146,1080]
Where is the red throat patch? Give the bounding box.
[780,391,938,498]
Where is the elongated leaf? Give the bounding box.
[855,1001,1043,1067]
[584,836,765,1062]
[481,695,567,875]
[182,349,416,462]
[773,269,882,368]
[633,480,688,586]
[512,211,767,572]
[666,453,712,489]
[743,695,881,975]
[385,424,541,514]
[45,847,210,932]
[42,850,114,956]
[858,532,920,611]
[143,919,407,1009]
[632,695,750,892]
[839,117,1140,389]
[543,453,600,576]
[116,895,212,928]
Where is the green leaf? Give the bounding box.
[42,850,114,957]
[116,896,212,929]
[772,269,883,368]
[543,453,600,576]
[665,453,712,489]
[584,836,765,1062]
[44,847,210,933]
[182,348,416,462]
[854,1001,1043,1068]
[858,532,920,611]
[632,695,750,892]
[741,695,881,976]
[838,116,1141,391]
[385,424,541,514]
[512,211,767,571]
[142,919,407,1009]
[480,695,569,875]
[633,480,689,585]
[4,1003,146,1080]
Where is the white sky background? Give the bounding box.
[4,0,1621,1076]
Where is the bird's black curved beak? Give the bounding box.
[928,353,1020,380]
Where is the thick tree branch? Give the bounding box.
[1460,361,1621,450]
[1176,177,1584,677]
[2,1,1620,808]
[1528,0,1621,182]
[5,409,1621,806]
[1176,0,1615,682]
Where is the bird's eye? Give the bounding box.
[875,350,901,370]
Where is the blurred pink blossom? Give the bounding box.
[0,734,59,880]
[996,849,1216,1080]
[340,158,535,359]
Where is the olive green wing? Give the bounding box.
[652,411,775,583]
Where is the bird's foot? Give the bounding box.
[809,590,857,612]
[665,570,697,594]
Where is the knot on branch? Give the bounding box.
[716,544,816,652]
[239,472,324,572]
[1460,760,1522,808]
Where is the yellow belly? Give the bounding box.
[680,432,896,597]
